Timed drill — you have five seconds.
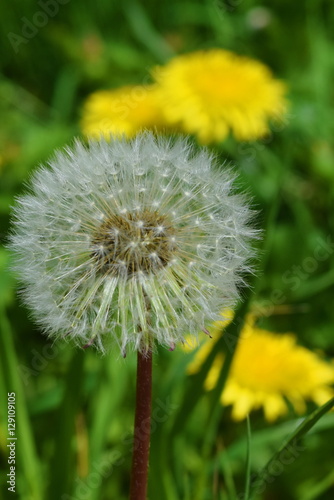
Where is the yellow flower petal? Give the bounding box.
[228,388,257,421]
[262,394,288,422]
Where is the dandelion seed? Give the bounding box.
[9,133,256,354]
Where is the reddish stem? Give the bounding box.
[129,349,152,500]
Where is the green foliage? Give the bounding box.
[1,0,334,499]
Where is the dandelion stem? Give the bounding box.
[129,348,152,500]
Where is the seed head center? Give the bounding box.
[91,210,177,276]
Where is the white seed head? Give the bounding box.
[9,133,257,354]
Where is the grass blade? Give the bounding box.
[47,348,85,500]
[244,416,252,500]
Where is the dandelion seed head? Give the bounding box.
[9,133,257,354]
[90,210,177,276]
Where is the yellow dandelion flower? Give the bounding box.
[184,310,233,373]
[81,85,166,139]
[154,49,287,143]
[187,315,334,421]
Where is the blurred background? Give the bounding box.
[1,1,334,499]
